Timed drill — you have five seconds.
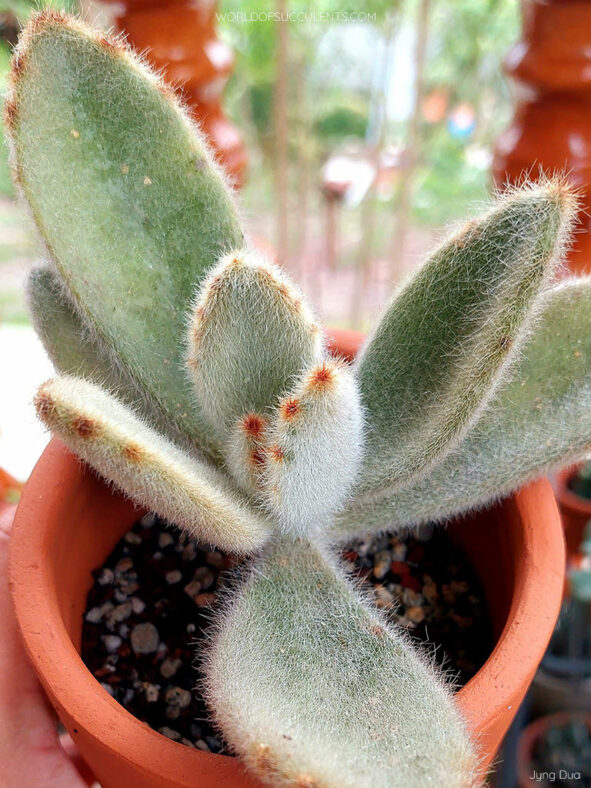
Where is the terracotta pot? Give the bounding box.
[492,0,591,274]
[516,712,591,788]
[9,331,565,787]
[554,465,591,557]
[325,327,365,362]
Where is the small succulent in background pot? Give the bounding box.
[6,11,591,788]
[532,521,591,717]
[516,712,591,788]
[555,461,591,556]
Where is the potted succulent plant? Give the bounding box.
[6,11,591,788]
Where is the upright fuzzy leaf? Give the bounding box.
[337,278,591,537]
[187,250,322,441]
[205,536,478,788]
[261,359,363,535]
[26,264,191,447]
[34,376,271,554]
[355,180,576,495]
[7,12,243,456]
[26,264,118,382]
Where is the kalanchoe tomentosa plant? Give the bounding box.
[6,12,591,788]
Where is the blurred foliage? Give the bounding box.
[0,0,520,274]
[219,0,399,161]
[315,104,367,141]
[0,0,520,224]
[426,0,517,104]
[413,129,489,227]
[218,0,519,233]
[412,0,518,224]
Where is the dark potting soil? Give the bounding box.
[81,514,492,753]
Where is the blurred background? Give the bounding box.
[2,4,591,785]
[0,0,520,478]
[0,0,520,328]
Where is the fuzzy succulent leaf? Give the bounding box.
[7,13,243,458]
[26,264,193,448]
[26,264,124,387]
[187,250,322,443]
[338,278,591,536]
[261,360,364,535]
[225,411,269,495]
[205,535,478,788]
[354,181,575,495]
[34,376,271,553]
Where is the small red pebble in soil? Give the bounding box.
[449,611,474,630]
[451,580,470,596]
[205,551,225,568]
[184,581,201,599]
[406,606,425,624]
[193,592,217,607]
[390,561,410,576]
[442,584,456,604]
[95,666,115,678]
[401,575,422,593]
[423,579,439,604]
[408,546,425,563]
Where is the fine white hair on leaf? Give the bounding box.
[7,10,244,462]
[34,375,272,554]
[335,277,591,538]
[203,534,480,788]
[186,248,323,444]
[11,15,591,786]
[353,176,578,498]
[260,358,364,536]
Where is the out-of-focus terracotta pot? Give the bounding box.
[554,465,591,557]
[517,712,591,788]
[9,331,565,787]
[493,0,591,273]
